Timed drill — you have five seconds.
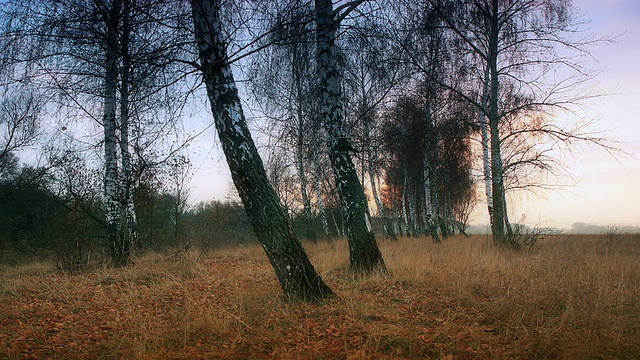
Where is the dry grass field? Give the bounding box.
[1,234,639,359]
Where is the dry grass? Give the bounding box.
[1,234,639,359]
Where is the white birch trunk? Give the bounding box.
[315,0,385,272]
[408,182,418,237]
[191,0,333,301]
[296,136,315,241]
[119,1,139,252]
[103,74,121,263]
[401,162,411,237]
[103,0,129,266]
[488,0,513,246]
[422,156,440,242]
[479,65,493,227]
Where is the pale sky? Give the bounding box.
[510,0,640,228]
[186,0,640,230]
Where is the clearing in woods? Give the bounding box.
[1,234,639,359]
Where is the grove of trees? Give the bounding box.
[0,0,607,300]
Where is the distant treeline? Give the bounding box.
[568,223,640,235]
[466,223,640,235]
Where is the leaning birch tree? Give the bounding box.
[315,0,386,273]
[190,0,334,301]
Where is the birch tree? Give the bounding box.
[101,0,124,263]
[4,0,194,264]
[447,0,602,247]
[191,0,334,301]
[315,0,385,273]
[396,0,605,247]
[2,0,134,264]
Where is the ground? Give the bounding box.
[1,234,639,359]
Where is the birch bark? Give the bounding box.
[488,0,513,247]
[119,0,139,253]
[191,0,333,301]
[315,0,385,273]
[479,65,493,228]
[401,161,410,237]
[422,156,440,242]
[103,0,130,267]
[296,128,316,242]
[421,100,440,242]
[407,177,419,237]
